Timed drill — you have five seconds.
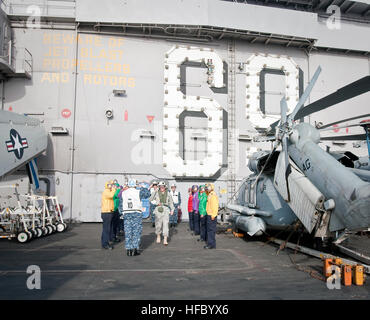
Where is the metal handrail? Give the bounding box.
[23,47,33,74]
[0,44,33,75]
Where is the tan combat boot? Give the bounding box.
[163,236,168,246]
[156,234,161,244]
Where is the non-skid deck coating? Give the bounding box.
[0,223,369,300]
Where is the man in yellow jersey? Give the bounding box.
[204,183,219,249]
[101,181,117,250]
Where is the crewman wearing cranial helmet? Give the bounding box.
[204,183,219,249]
[192,185,200,236]
[111,180,122,243]
[149,181,175,245]
[169,183,181,228]
[101,181,117,250]
[120,178,144,256]
[198,185,208,243]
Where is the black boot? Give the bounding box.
[133,248,141,256]
[126,249,132,256]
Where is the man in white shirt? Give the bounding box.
[120,179,143,257]
[169,183,181,228]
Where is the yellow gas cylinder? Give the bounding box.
[353,265,364,286]
[342,265,352,286]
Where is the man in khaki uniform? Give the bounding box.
[149,181,174,245]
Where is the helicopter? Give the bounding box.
[226,68,370,251]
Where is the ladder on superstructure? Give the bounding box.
[227,40,236,203]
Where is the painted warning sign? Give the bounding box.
[61,108,71,118]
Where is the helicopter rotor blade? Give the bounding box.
[294,75,370,120]
[320,134,367,141]
[289,66,322,122]
[318,113,370,129]
[268,76,370,134]
[274,98,291,202]
[319,123,366,132]
[280,97,290,180]
[280,97,288,124]
[282,135,292,200]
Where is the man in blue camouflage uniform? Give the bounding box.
[137,182,151,246]
[120,179,145,256]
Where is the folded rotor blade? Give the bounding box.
[319,113,370,129]
[320,134,367,141]
[319,123,366,132]
[273,136,291,202]
[282,135,291,180]
[280,97,288,124]
[289,66,322,122]
[295,76,370,120]
[268,76,370,134]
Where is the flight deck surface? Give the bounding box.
[0,223,369,300]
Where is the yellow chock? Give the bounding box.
[233,231,244,238]
[353,265,364,286]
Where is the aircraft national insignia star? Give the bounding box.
[5,129,28,160]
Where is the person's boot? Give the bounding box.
[163,236,168,246]
[152,223,155,228]
[156,234,161,244]
[133,248,140,256]
[126,249,132,256]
